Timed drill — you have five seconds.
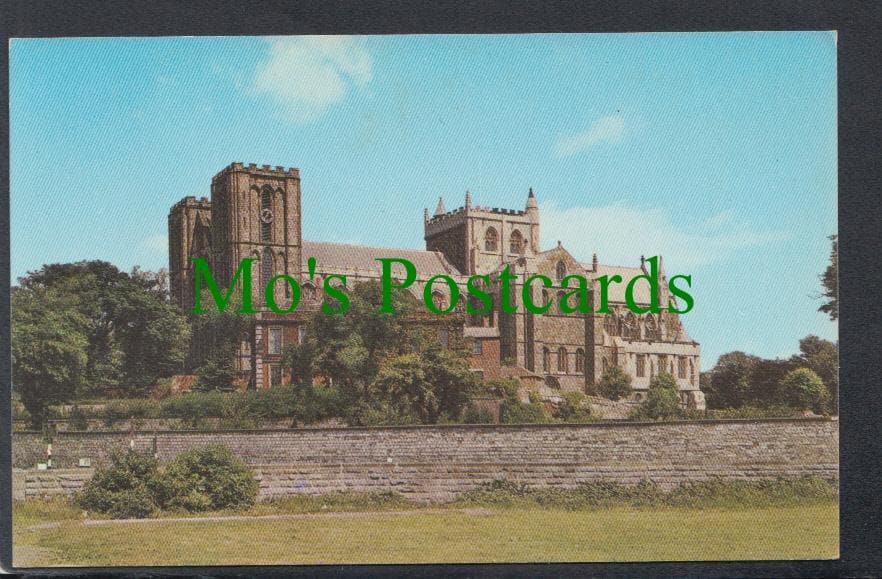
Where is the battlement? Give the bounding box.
[427,204,528,225]
[212,162,300,182]
[169,195,212,214]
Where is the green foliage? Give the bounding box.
[632,373,681,421]
[462,404,495,424]
[553,391,593,422]
[597,366,633,401]
[702,351,759,409]
[157,445,258,511]
[779,367,830,412]
[818,234,838,321]
[68,405,90,431]
[191,307,253,392]
[77,445,257,518]
[483,378,521,401]
[500,399,551,424]
[77,450,161,518]
[102,398,161,425]
[792,335,838,414]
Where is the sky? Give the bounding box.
[9,33,838,367]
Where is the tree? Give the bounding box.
[12,286,90,427]
[597,366,633,401]
[779,367,830,413]
[702,351,759,409]
[818,234,838,321]
[16,261,191,397]
[792,335,838,414]
[632,372,681,421]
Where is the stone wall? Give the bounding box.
[13,418,838,502]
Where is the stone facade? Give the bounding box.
[13,419,838,502]
[169,163,702,407]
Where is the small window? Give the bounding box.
[636,354,646,378]
[298,326,306,345]
[269,365,282,387]
[543,347,551,372]
[575,349,585,374]
[556,261,566,281]
[268,327,283,355]
[438,329,449,349]
[472,339,483,355]
[557,347,568,373]
[484,227,498,252]
[678,356,687,379]
[509,230,524,254]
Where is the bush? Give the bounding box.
[101,398,161,426]
[779,367,830,413]
[157,445,258,512]
[483,378,521,401]
[68,404,89,431]
[462,404,495,424]
[77,449,161,518]
[500,399,551,424]
[631,373,681,421]
[159,391,228,425]
[597,367,633,401]
[553,391,593,422]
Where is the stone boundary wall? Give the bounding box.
[13,419,838,502]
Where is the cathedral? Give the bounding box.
[169,162,704,409]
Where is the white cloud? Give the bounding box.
[554,115,625,157]
[252,36,373,124]
[540,201,788,270]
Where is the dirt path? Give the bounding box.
[27,507,494,531]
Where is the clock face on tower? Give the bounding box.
[260,208,274,224]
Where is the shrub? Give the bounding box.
[77,449,161,518]
[631,374,681,421]
[68,404,89,431]
[101,398,161,426]
[500,399,551,424]
[159,391,228,425]
[483,378,521,401]
[462,404,495,424]
[597,367,633,401]
[553,391,593,422]
[779,367,830,413]
[157,445,258,511]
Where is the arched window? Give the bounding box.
[635,393,643,402]
[557,347,568,373]
[484,227,498,252]
[542,289,550,311]
[302,282,318,301]
[260,186,273,243]
[622,313,639,340]
[644,314,660,340]
[575,349,585,374]
[542,347,551,372]
[557,290,567,315]
[261,247,273,289]
[509,230,524,254]
[604,312,618,336]
[555,261,567,281]
[432,290,447,311]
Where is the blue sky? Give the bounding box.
[9,33,837,366]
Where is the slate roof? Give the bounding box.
[302,241,462,278]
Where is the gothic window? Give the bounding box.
[575,349,585,374]
[556,261,567,281]
[622,313,639,340]
[269,365,282,387]
[557,347,568,373]
[268,327,283,355]
[509,229,524,254]
[261,247,273,289]
[689,358,696,385]
[542,289,550,311]
[543,347,551,372]
[604,313,618,336]
[678,356,687,379]
[432,290,447,311]
[484,227,498,252]
[644,314,660,340]
[260,186,273,243]
[557,290,567,315]
[658,355,668,375]
[303,283,318,301]
[636,354,646,378]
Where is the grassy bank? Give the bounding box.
[13,478,838,566]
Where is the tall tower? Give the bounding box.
[168,196,213,312]
[209,163,303,297]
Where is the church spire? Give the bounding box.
[434,196,447,216]
[526,187,538,210]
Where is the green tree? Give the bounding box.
[597,366,633,401]
[779,367,830,413]
[792,335,838,414]
[702,351,759,409]
[818,234,838,321]
[632,372,681,421]
[11,286,90,427]
[553,391,593,422]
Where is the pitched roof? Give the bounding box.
[302,240,462,278]
[591,264,652,304]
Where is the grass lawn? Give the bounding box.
[14,500,838,566]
